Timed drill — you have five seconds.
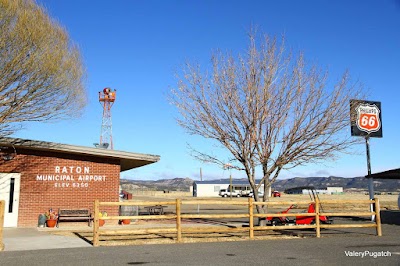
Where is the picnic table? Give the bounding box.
[143,205,167,215]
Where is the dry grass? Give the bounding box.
[48,193,397,246]
[130,192,398,212]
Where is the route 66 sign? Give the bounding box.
[350,100,382,138]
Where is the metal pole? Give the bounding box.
[197,168,202,213]
[224,164,233,199]
[365,136,375,221]
[230,172,232,199]
[366,136,372,177]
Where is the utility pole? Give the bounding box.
[229,171,232,200]
[223,163,233,200]
[197,168,203,213]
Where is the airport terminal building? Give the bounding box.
[0,138,159,227]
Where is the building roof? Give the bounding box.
[0,137,160,172]
[284,186,316,193]
[194,180,259,185]
[365,168,400,180]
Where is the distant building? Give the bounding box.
[285,186,343,195]
[326,187,344,194]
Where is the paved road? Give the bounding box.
[1,228,399,265]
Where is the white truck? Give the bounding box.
[219,189,241,197]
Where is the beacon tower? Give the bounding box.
[98,87,116,149]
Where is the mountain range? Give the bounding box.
[121,176,400,192]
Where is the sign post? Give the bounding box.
[365,136,374,202]
[350,100,382,221]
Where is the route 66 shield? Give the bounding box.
[350,100,382,138]
[356,104,381,133]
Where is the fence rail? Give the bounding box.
[92,197,382,247]
[0,200,4,251]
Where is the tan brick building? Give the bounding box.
[0,138,159,227]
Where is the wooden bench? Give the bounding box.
[57,209,93,227]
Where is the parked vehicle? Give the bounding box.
[219,189,241,197]
[247,190,280,198]
[272,191,281,197]
[248,191,264,197]
[241,190,252,197]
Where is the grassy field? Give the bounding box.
[132,192,399,211]
[49,192,398,246]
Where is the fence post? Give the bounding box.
[93,199,100,247]
[374,198,382,236]
[176,198,182,243]
[315,197,321,238]
[248,197,254,239]
[0,200,4,251]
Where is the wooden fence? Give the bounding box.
[92,198,382,247]
[0,200,5,251]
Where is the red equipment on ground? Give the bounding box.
[265,186,332,226]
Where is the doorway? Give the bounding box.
[0,173,21,227]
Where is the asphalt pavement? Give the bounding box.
[1,224,400,265]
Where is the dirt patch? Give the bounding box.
[85,230,299,246]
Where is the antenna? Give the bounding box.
[98,87,116,149]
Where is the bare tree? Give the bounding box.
[170,31,363,213]
[0,0,87,136]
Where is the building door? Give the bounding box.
[0,173,21,227]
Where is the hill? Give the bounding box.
[121,177,194,191]
[121,176,400,192]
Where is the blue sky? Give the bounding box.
[15,0,400,180]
